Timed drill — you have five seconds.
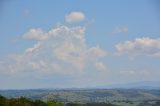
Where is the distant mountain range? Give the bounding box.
[97,81,160,89]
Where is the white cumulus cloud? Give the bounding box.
[23,28,48,40]
[0,25,107,76]
[115,37,160,58]
[65,11,85,23]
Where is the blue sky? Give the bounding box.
[0,0,160,89]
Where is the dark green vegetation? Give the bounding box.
[0,89,160,106]
[0,95,65,106]
[0,95,117,106]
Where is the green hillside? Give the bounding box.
[0,89,160,105]
[0,95,118,106]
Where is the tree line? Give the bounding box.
[0,95,118,106]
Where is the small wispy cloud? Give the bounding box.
[112,26,128,34]
[23,9,30,17]
[65,11,85,23]
[95,62,106,71]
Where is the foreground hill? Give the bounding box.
[0,95,117,106]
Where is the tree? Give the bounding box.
[47,99,65,106]
[0,95,7,106]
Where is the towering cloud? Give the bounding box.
[0,25,107,76]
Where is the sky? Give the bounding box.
[0,0,160,89]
